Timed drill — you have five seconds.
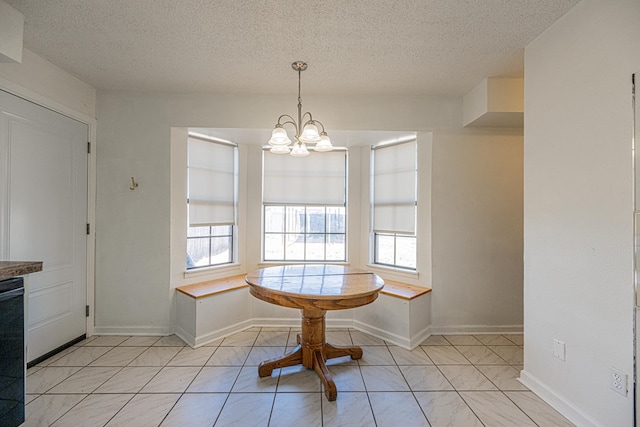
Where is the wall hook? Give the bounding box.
[130,177,138,191]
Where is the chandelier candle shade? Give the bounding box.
[268,61,334,156]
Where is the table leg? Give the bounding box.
[256,308,364,400]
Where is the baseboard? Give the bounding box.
[191,319,254,348]
[408,325,431,349]
[93,325,174,336]
[519,370,602,427]
[173,325,196,347]
[352,320,412,349]
[429,324,523,335]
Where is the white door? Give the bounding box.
[0,90,88,363]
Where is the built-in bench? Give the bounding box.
[175,273,432,349]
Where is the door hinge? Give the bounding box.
[86,223,90,235]
[87,142,91,154]
[86,305,90,317]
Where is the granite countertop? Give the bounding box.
[0,261,43,280]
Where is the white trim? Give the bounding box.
[519,370,604,427]
[0,77,97,339]
[430,324,523,335]
[352,319,414,349]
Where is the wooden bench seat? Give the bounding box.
[177,274,247,299]
[380,279,431,300]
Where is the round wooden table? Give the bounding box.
[245,265,384,401]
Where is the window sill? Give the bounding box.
[184,263,242,280]
[258,261,350,268]
[366,264,419,282]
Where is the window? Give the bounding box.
[187,135,237,269]
[262,150,347,262]
[371,139,417,269]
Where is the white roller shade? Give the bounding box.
[188,137,236,226]
[263,150,346,205]
[373,140,416,234]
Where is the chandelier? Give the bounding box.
[267,61,333,156]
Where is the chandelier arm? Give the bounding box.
[311,119,327,134]
[278,119,299,136]
[276,114,296,125]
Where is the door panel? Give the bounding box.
[0,90,88,362]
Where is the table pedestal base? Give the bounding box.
[257,309,362,401]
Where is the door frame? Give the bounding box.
[0,77,97,338]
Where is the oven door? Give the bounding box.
[0,277,25,427]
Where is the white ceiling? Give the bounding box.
[6,0,579,96]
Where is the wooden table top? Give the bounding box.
[245,265,384,311]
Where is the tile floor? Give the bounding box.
[22,328,574,426]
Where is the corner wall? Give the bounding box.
[523,1,640,425]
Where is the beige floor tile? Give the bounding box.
[327,365,366,392]
[35,347,78,367]
[215,392,274,427]
[456,345,507,365]
[474,334,516,346]
[153,335,187,347]
[160,393,227,427]
[360,365,410,391]
[444,335,483,345]
[206,346,251,366]
[84,336,129,347]
[26,367,82,393]
[350,331,386,345]
[460,391,537,426]
[140,366,201,393]
[277,365,321,392]
[269,392,322,427]
[89,346,147,366]
[94,366,162,393]
[477,365,529,391]
[420,335,450,346]
[50,394,133,427]
[232,366,278,392]
[439,365,498,390]
[399,365,454,391]
[504,334,524,346]
[220,331,259,346]
[506,391,575,426]
[202,338,224,347]
[368,392,429,426]
[128,346,182,366]
[358,345,396,365]
[422,346,470,364]
[322,392,375,427]
[25,393,39,404]
[118,336,161,347]
[105,393,180,427]
[415,391,483,427]
[325,331,353,346]
[186,366,241,392]
[254,330,289,346]
[23,394,86,427]
[245,346,286,366]
[389,345,433,365]
[48,366,121,393]
[167,346,217,366]
[489,345,524,365]
[49,347,112,367]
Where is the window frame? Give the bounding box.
[261,148,348,264]
[186,134,238,270]
[370,139,418,271]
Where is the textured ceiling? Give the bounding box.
[7,0,578,96]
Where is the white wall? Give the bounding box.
[431,127,524,332]
[522,1,640,426]
[95,91,524,336]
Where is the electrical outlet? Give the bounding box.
[610,367,628,397]
[553,339,566,361]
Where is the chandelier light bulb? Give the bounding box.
[290,142,310,157]
[313,133,334,152]
[299,123,321,143]
[268,127,291,146]
[270,145,291,154]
